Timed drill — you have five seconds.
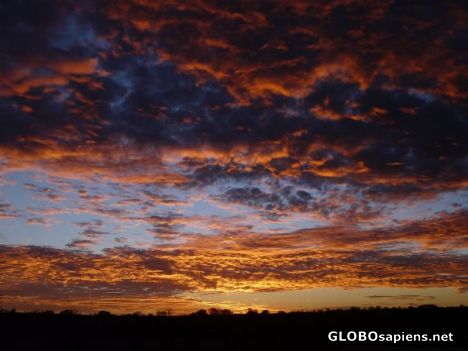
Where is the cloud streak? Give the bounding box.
[1,211,466,312]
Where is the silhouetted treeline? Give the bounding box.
[0,306,466,350]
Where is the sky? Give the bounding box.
[0,0,467,314]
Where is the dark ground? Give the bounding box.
[1,306,466,350]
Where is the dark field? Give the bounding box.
[1,306,467,350]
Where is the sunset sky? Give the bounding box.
[0,0,467,314]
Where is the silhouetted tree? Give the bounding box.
[41,310,55,315]
[192,309,207,316]
[246,308,258,315]
[59,309,76,315]
[0,305,467,350]
[97,310,112,317]
[418,304,438,309]
[208,308,221,315]
[156,310,170,316]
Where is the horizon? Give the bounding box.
[3,303,465,316]
[0,0,467,315]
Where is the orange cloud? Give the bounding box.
[105,0,465,103]
[0,58,99,97]
[0,211,466,312]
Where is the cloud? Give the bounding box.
[366,295,435,302]
[66,220,109,249]
[1,210,466,312]
[0,0,465,198]
[66,239,97,249]
[0,0,466,313]
[108,0,466,102]
[0,202,19,220]
[26,217,57,227]
[24,182,66,203]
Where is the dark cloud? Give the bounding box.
[0,0,466,313]
[66,239,97,249]
[0,202,19,219]
[218,187,284,211]
[74,219,104,228]
[0,0,464,194]
[24,182,65,202]
[66,220,109,249]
